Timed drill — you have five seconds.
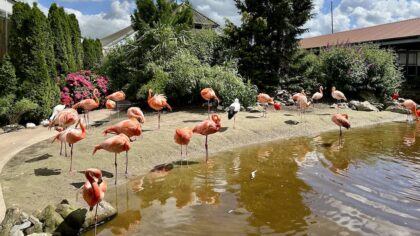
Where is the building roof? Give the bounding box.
[300,17,420,49]
[191,7,219,27]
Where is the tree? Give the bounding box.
[0,56,17,96]
[131,0,193,34]
[83,38,103,69]
[68,14,84,70]
[224,0,313,93]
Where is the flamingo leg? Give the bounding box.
[60,141,63,156]
[114,153,118,185]
[186,145,189,166]
[64,142,67,157]
[125,150,128,176]
[94,203,98,236]
[233,116,236,128]
[208,100,210,119]
[70,144,73,172]
[205,135,208,163]
[339,126,342,145]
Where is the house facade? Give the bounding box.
[0,0,14,60]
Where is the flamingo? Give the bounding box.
[228,98,240,128]
[311,86,323,107]
[105,100,116,121]
[106,91,126,118]
[193,114,221,162]
[391,92,399,101]
[201,88,220,118]
[297,95,311,122]
[331,86,347,112]
[49,108,79,130]
[174,127,193,161]
[292,90,305,109]
[103,117,142,141]
[257,93,274,118]
[127,107,145,124]
[93,133,131,185]
[148,89,172,129]
[81,168,107,236]
[72,89,100,128]
[332,113,351,145]
[49,104,66,121]
[52,119,86,171]
[401,99,419,121]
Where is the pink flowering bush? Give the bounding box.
[60,71,109,106]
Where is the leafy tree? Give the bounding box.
[0,56,17,96]
[7,98,38,124]
[68,14,84,70]
[131,0,193,34]
[83,38,102,69]
[224,0,313,93]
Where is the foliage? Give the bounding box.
[0,56,17,96]
[7,98,38,124]
[83,38,103,70]
[68,14,84,70]
[59,71,109,106]
[224,0,313,93]
[131,0,193,34]
[185,29,224,65]
[9,2,60,121]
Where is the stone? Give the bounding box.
[38,205,64,233]
[0,208,24,235]
[28,234,52,236]
[240,106,245,112]
[371,102,384,111]
[10,221,31,236]
[355,101,379,112]
[359,91,380,103]
[40,120,50,127]
[24,216,43,235]
[55,201,77,219]
[385,105,411,114]
[82,201,117,229]
[247,106,261,113]
[26,123,36,129]
[217,105,224,111]
[2,124,25,133]
[384,100,398,108]
[348,100,360,110]
[398,98,405,103]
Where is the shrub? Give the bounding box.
[7,98,38,124]
[0,56,17,97]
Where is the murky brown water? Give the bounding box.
[85,122,420,236]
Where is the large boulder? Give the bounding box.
[2,124,25,133]
[355,101,379,112]
[24,216,43,235]
[348,100,360,110]
[28,234,52,236]
[26,123,36,129]
[38,205,64,233]
[0,208,27,235]
[246,106,261,113]
[385,105,411,114]
[82,201,117,229]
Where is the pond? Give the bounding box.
[85,122,420,235]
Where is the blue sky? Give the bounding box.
[23,0,420,39]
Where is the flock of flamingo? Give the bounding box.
[46,85,416,234]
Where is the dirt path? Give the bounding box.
[0,109,113,221]
[0,105,406,218]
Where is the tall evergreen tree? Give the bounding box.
[68,14,84,70]
[83,38,103,69]
[224,0,313,92]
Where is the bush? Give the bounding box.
[0,56,17,97]
[7,98,38,124]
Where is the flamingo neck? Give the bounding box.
[85,172,101,199]
[93,90,99,105]
[148,90,152,101]
[80,122,86,136]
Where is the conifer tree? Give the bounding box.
[68,14,84,70]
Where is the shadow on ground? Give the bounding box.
[25,154,52,163]
[284,120,299,125]
[34,168,61,176]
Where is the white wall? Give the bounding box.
[0,0,13,15]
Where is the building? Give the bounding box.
[300,18,420,81]
[0,0,14,60]
[100,4,219,54]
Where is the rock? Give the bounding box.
[240,106,245,111]
[38,205,64,233]
[10,221,31,236]
[40,120,50,127]
[385,105,410,114]
[371,102,384,111]
[247,106,261,113]
[24,216,43,235]
[398,98,405,103]
[330,104,337,109]
[28,233,52,236]
[384,100,398,108]
[55,201,77,219]
[348,100,360,110]
[359,91,380,103]
[0,208,24,235]
[217,105,224,111]
[2,124,24,133]
[82,201,117,229]
[355,101,379,112]
[26,123,36,129]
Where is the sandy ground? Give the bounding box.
[0,109,113,221]
[0,105,406,217]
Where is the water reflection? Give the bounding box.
[84,123,420,236]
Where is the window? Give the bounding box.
[408,52,417,65]
[398,52,407,65]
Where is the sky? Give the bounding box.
[20,0,420,39]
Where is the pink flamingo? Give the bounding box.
[193,114,221,162]
[332,113,351,145]
[81,168,107,235]
[72,89,100,128]
[93,133,131,185]
[297,95,311,122]
[127,107,145,124]
[331,86,347,112]
[103,117,142,141]
[106,91,125,118]
[48,108,79,130]
[257,93,274,118]
[201,88,220,118]
[401,99,419,121]
[311,86,323,107]
[148,89,172,129]
[174,127,193,159]
[52,119,86,171]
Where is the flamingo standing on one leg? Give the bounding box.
[106,91,126,118]
[193,114,221,163]
[257,93,274,118]
[72,89,100,128]
[401,99,419,121]
[174,128,193,162]
[127,107,145,124]
[93,133,131,185]
[331,86,347,113]
[228,98,240,128]
[103,117,142,141]
[148,89,172,129]
[81,168,107,236]
[297,95,311,122]
[312,86,323,107]
[292,90,305,109]
[105,99,116,121]
[201,88,220,119]
[49,108,79,156]
[332,114,351,145]
[52,119,86,172]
